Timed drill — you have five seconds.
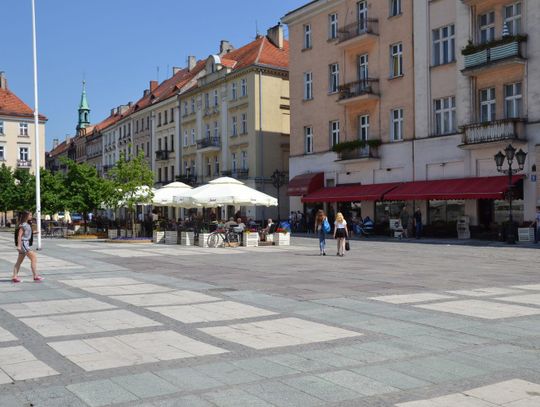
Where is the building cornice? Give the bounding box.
[282,0,343,25]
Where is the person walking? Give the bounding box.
[314,209,328,256]
[334,212,348,257]
[414,207,423,239]
[400,206,410,238]
[12,211,43,283]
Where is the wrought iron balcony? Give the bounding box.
[176,174,198,186]
[338,147,379,161]
[155,150,171,161]
[461,118,526,147]
[338,79,379,102]
[337,19,378,44]
[462,36,526,72]
[17,159,32,169]
[197,137,221,150]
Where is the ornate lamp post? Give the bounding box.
[494,144,527,244]
[271,169,288,222]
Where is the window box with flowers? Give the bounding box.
[153,230,165,244]
[273,228,290,246]
[242,230,259,247]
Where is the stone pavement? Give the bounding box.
[0,232,540,406]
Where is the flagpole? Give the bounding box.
[31,0,42,250]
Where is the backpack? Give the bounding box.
[14,226,33,247]
[322,218,331,233]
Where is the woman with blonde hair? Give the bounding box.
[314,209,328,256]
[333,212,348,257]
[12,211,42,283]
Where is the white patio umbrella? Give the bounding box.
[152,182,193,208]
[187,177,278,208]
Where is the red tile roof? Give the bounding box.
[0,86,47,120]
[221,35,289,72]
[48,139,71,157]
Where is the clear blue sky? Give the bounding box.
[2,0,306,151]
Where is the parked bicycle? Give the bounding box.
[207,227,241,248]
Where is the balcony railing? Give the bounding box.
[155,150,170,161]
[339,147,379,161]
[461,118,526,146]
[462,36,526,70]
[234,169,249,179]
[337,19,378,44]
[17,159,32,169]
[221,170,232,177]
[338,79,379,101]
[176,175,198,186]
[197,137,221,150]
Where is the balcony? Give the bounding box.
[155,150,171,161]
[337,19,378,46]
[460,118,526,149]
[17,159,32,169]
[221,170,232,177]
[338,79,379,104]
[338,147,379,162]
[197,137,221,151]
[233,169,249,179]
[462,36,527,74]
[176,174,198,186]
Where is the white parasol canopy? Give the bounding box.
[187,177,277,208]
[152,182,193,208]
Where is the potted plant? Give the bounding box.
[197,228,211,248]
[153,226,165,244]
[273,227,290,246]
[242,229,259,247]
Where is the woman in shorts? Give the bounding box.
[12,211,42,283]
[333,212,348,257]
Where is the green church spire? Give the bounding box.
[77,80,90,131]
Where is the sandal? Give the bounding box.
[33,276,44,282]
[12,278,21,283]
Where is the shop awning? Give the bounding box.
[287,172,324,196]
[302,182,401,203]
[383,175,524,201]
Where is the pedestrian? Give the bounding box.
[400,206,410,238]
[12,211,43,283]
[414,207,423,239]
[535,206,540,244]
[334,212,348,257]
[314,209,328,256]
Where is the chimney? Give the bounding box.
[149,80,158,92]
[143,89,150,97]
[172,66,182,75]
[267,23,284,49]
[118,104,130,114]
[111,107,117,116]
[219,40,234,55]
[52,139,59,149]
[187,56,197,71]
[0,72,7,89]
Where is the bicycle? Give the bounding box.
[207,227,241,248]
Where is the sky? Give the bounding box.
[1,0,307,151]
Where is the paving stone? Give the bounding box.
[317,369,399,396]
[0,326,17,342]
[231,357,301,378]
[464,379,540,405]
[0,346,59,381]
[202,388,275,407]
[80,283,175,296]
[0,297,115,317]
[67,379,139,407]
[447,287,526,297]
[396,392,499,406]
[281,374,361,403]
[155,367,224,391]
[242,380,324,407]
[59,277,143,288]
[369,293,455,304]
[150,395,216,407]
[22,385,89,407]
[111,372,180,398]
[263,352,333,372]
[350,365,431,390]
[110,290,220,307]
[193,361,265,385]
[416,299,540,319]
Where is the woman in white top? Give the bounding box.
[333,212,348,257]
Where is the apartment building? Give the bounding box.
[0,71,46,174]
[178,25,290,220]
[284,0,540,232]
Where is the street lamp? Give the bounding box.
[494,144,527,244]
[270,169,287,222]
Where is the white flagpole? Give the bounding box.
[31,0,42,250]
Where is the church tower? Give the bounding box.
[76,80,90,132]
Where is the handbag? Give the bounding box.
[322,218,331,233]
[345,241,350,251]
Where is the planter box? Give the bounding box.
[87,227,97,234]
[153,231,165,244]
[518,228,535,242]
[273,232,290,246]
[181,231,194,246]
[165,231,178,245]
[197,233,211,248]
[242,232,259,247]
[108,229,118,239]
[119,229,133,238]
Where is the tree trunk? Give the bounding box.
[83,212,88,234]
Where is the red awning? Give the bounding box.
[302,183,401,203]
[383,175,524,201]
[287,172,324,196]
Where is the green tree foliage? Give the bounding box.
[40,169,66,215]
[12,169,36,212]
[0,164,16,224]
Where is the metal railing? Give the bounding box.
[338,79,379,100]
[337,19,378,43]
[462,118,526,145]
[197,137,221,149]
[155,150,170,161]
[339,146,379,161]
[17,159,32,168]
[464,38,525,69]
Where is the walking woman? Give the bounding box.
[334,212,348,257]
[314,209,327,256]
[12,211,42,283]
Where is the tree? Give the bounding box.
[40,168,66,216]
[12,169,36,212]
[63,159,108,233]
[108,151,154,237]
[0,164,16,225]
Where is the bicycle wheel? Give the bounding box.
[227,231,239,243]
[207,232,221,248]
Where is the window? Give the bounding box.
[433,25,455,66]
[158,138,162,151]
[213,121,219,138]
[505,3,522,35]
[171,165,175,178]
[19,146,29,161]
[191,97,195,113]
[183,102,188,116]
[305,126,313,154]
[146,116,150,130]
[232,153,237,172]
[19,123,28,136]
[304,72,313,100]
[358,54,369,82]
[391,109,404,141]
[358,1,368,32]
[214,156,220,175]
[241,79,247,97]
[204,93,210,109]
[158,168,162,182]
[164,110,168,124]
[158,113,162,127]
[205,124,211,138]
[232,116,238,136]
[231,82,237,100]
[184,161,189,175]
[329,63,339,94]
[359,115,370,142]
[505,82,522,118]
[136,145,139,155]
[170,134,174,151]
[0,146,4,160]
[146,141,150,155]
[241,151,247,170]
[303,24,312,49]
[434,96,456,135]
[390,0,401,17]
[241,113,247,134]
[390,43,403,78]
[479,11,495,43]
[184,130,188,146]
[0,121,4,134]
[170,108,174,122]
[136,120,139,133]
[214,89,219,106]
[329,13,338,40]
[164,167,168,182]
[191,129,196,145]
[191,160,196,176]
[330,121,340,146]
[480,88,496,122]
[206,158,211,176]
